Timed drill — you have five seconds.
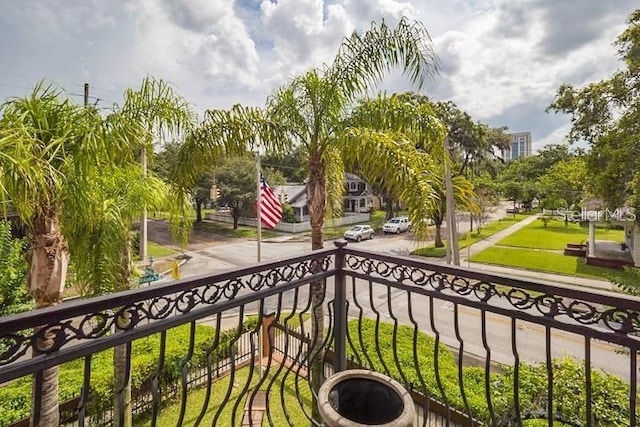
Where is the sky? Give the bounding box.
[0,0,637,152]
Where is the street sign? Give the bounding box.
[139,266,162,284]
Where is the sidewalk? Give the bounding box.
[464,213,539,257]
[458,213,616,292]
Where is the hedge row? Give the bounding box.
[0,318,258,425]
[347,318,633,426]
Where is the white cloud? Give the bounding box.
[0,0,637,142]
[126,0,259,87]
[260,0,351,75]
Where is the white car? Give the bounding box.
[383,216,411,234]
[343,225,375,241]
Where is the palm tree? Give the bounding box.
[179,17,442,418]
[69,77,193,427]
[67,165,184,426]
[0,82,116,426]
[0,77,193,426]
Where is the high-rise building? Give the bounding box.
[502,132,532,160]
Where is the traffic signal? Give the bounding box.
[210,185,220,201]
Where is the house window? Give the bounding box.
[360,199,366,208]
[349,182,356,191]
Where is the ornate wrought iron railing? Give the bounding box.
[1,243,639,426]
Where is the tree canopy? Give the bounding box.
[548,9,640,213]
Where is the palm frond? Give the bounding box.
[339,128,441,239]
[330,17,439,100]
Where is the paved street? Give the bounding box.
[144,206,632,381]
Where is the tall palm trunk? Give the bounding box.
[307,153,326,421]
[434,219,444,248]
[114,239,134,427]
[29,212,68,427]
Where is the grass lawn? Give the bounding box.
[145,365,311,426]
[148,241,178,258]
[193,221,280,239]
[412,213,533,258]
[470,246,634,282]
[498,219,624,250]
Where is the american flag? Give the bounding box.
[259,177,282,228]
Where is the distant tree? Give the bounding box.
[538,157,587,224]
[281,204,297,223]
[498,156,544,209]
[215,157,284,229]
[548,10,640,213]
[192,171,215,223]
[155,141,216,223]
[215,157,257,229]
[261,144,308,182]
[471,176,500,233]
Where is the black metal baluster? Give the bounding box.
[407,291,429,427]
[334,243,347,373]
[369,280,390,375]
[150,330,167,427]
[116,341,132,427]
[175,321,197,426]
[429,296,450,426]
[511,318,521,427]
[242,300,269,427]
[289,285,316,424]
[546,325,552,427]
[350,275,370,368]
[193,313,222,427]
[230,306,253,427]
[630,346,637,427]
[387,286,409,385]
[454,303,472,422]
[212,305,245,426]
[267,292,298,426]
[77,355,92,427]
[584,337,592,427]
[480,309,496,426]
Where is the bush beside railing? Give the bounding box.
[1,319,258,426]
[341,318,634,426]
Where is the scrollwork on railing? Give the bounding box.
[0,255,332,367]
[344,253,640,337]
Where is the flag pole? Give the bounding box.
[255,150,264,379]
[256,150,262,263]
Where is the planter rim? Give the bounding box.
[317,369,416,427]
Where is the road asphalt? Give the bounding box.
[149,207,619,292]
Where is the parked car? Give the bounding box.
[383,216,411,234]
[343,224,375,241]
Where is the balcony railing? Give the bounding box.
[1,243,639,426]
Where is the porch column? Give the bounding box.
[588,221,596,257]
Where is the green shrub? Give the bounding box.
[347,319,636,426]
[0,320,256,425]
[0,220,31,316]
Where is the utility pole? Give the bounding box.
[444,136,460,265]
[256,151,262,263]
[83,83,89,107]
[140,148,148,261]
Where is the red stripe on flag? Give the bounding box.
[259,179,282,228]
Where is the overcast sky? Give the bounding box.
[0,0,637,151]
